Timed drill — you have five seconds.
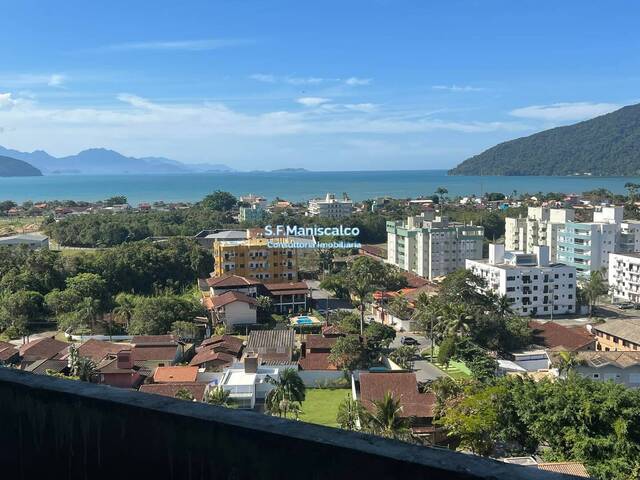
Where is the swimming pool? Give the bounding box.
[295,316,314,325]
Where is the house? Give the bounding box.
[153,366,199,383]
[298,333,344,386]
[203,291,258,328]
[553,350,640,388]
[19,337,69,365]
[355,372,441,441]
[262,281,309,314]
[95,349,150,389]
[528,321,595,351]
[0,341,19,365]
[76,339,126,362]
[591,318,640,351]
[139,382,208,401]
[24,359,69,375]
[501,458,589,478]
[204,274,261,298]
[245,329,296,364]
[130,336,188,369]
[189,335,244,371]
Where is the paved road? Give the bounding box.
[9,330,59,346]
[305,280,354,311]
[387,334,445,382]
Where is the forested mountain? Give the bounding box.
[449,103,640,176]
[0,155,42,177]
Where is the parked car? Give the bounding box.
[400,336,419,346]
[617,303,635,310]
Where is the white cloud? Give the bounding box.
[296,97,331,107]
[343,103,377,113]
[432,85,484,92]
[0,93,17,109]
[47,74,66,87]
[345,77,371,86]
[249,73,276,83]
[101,38,251,52]
[509,102,621,121]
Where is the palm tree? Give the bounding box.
[113,293,136,328]
[336,393,365,430]
[554,351,583,377]
[265,368,306,418]
[364,391,410,440]
[583,269,608,316]
[74,357,97,382]
[205,386,231,406]
[494,294,512,318]
[174,387,195,401]
[441,303,473,337]
[76,297,101,333]
[349,274,376,336]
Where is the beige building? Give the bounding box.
[505,207,574,260]
[591,318,640,352]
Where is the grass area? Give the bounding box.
[422,346,472,379]
[0,216,43,236]
[299,388,350,428]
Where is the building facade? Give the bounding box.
[609,252,640,303]
[386,213,484,280]
[308,193,353,219]
[466,244,577,317]
[505,207,574,260]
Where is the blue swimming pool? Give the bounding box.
[296,316,314,325]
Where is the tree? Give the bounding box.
[0,290,46,339]
[201,190,237,211]
[435,187,449,205]
[387,293,411,320]
[74,357,97,382]
[112,293,137,328]
[345,257,385,335]
[364,321,396,350]
[336,393,365,430]
[363,391,411,440]
[65,273,110,312]
[175,388,195,401]
[171,320,199,342]
[255,295,273,321]
[625,182,640,202]
[265,368,306,419]
[127,295,203,335]
[389,345,418,369]
[437,336,458,367]
[205,386,231,406]
[329,335,365,371]
[583,269,608,315]
[553,351,583,377]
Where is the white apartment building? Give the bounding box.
[609,252,640,303]
[387,213,484,280]
[466,244,577,317]
[505,207,574,260]
[308,193,353,219]
[556,206,640,278]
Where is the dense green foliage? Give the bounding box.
[435,375,640,479]
[449,103,640,176]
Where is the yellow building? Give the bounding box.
[213,237,305,282]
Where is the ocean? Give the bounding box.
[0,170,637,204]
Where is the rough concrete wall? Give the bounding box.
[0,368,572,480]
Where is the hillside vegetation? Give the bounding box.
[449,103,640,176]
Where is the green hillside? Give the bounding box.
[449,103,640,176]
[0,155,43,177]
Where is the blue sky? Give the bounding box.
[0,0,638,171]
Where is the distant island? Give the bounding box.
[449,102,640,176]
[0,145,235,175]
[0,155,42,177]
[271,168,310,173]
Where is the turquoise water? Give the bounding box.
[295,316,314,325]
[0,170,637,204]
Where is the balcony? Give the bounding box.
[0,368,566,480]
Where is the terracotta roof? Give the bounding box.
[263,282,309,294]
[359,245,386,258]
[205,274,261,288]
[529,321,595,351]
[305,334,338,350]
[299,352,337,371]
[321,324,343,336]
[153,366,199,383]
[567,350,640,369]
[131,344,179,362]
[592,318,640,345]
[131,334,178,345]
[19,337,69,362]
[359,372,435,419]
[189,350,236,367]
[198,335,244,356]
[24,358,68,374]
[95,356,151,377]
[77,339,127,362]
[139,382,208,401]
[401,271,431,289]
[0,341,19,362]
[537,462,589,477]
[204,291,258,310]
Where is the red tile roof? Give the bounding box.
[198,335,244,355]
[139,382,208,401]
[529,321,595,351]
[298,352,337,371]
[77,339,126,362]
[131,335,178,345]
[19,337,69,362]
[203,291,258,310]
[205,274,261,288]
[359,372,435,419]
[0,341,19,362]
[305,334,338,350]
[131,345,178,362]
[537,463,590,477]
[359,244,386,258]
[153,366,199,383]
[263,282,309,294]
[189,350,236,367]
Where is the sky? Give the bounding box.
[0,0,639,171]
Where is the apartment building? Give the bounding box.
[505,207,574,259]
[213,237,300,282]
[386,213,484,280]
[609,252,640,303]
[239,204,266,223]
[308,193,353,219]
[466,244,577,317]
[591,318,640,352]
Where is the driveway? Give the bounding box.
[387,334,444,382]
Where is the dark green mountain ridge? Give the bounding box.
[449,103,640,176]
[0,155,42,177]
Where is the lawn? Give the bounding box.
[422,347,472,379]
[299,388,350,428]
